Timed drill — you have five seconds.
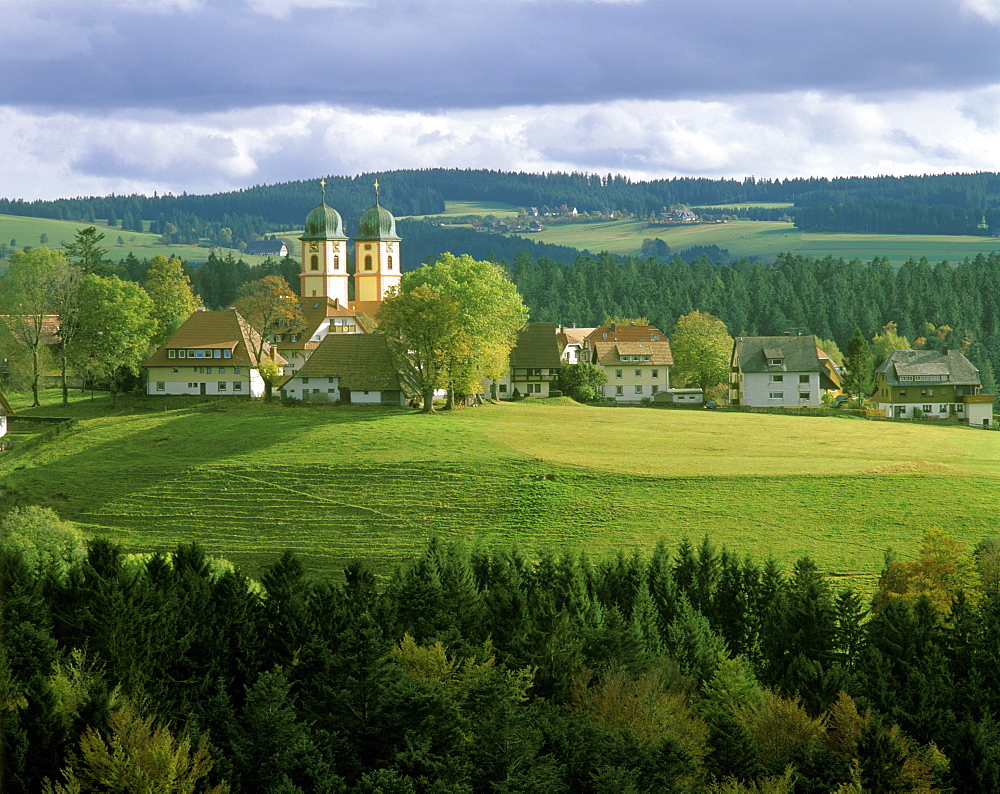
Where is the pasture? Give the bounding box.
[3,391,998,593]
[0,214,282,266]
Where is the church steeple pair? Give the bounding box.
[298,179,401,306]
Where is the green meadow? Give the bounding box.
[0,214,282,266]
[406,201,1000,266]
[4,391,999,593]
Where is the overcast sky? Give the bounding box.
[4,0,1000,200]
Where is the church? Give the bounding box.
[143,182,408,404]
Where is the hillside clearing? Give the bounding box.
[3,393,998,592]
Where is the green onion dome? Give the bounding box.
[300,202,347,240]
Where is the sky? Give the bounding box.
[4,0,1000,200]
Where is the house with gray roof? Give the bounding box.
[730,335,838,407]
[279,333,407,406]
[493,323,563,398]
[872,348,994,426]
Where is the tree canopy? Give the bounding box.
[63,226,113,276]
[669,311,733,394]
[380,253,529,409]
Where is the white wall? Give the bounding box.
[741,372,820,407]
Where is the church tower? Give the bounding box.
[353,180,402,304]
[299,179,350,305]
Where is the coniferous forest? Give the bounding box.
[4,525,999,792]
[7,168,1000,236]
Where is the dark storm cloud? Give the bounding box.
[3,0,998,113]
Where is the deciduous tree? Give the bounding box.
[0,247,70,405]
[74,275,155,406]
[233,275,302,362]
[145,254,201,345]
[670,311,733,394]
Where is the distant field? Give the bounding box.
[4,391,998,594]
[698,202,795,210]
[0,214,285,266]
[402,200,520,220]
[528,218,1000,266]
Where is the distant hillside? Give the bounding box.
[7,169,1000,238]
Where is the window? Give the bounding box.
[224,350,231,358]
[334,254,340,270]
[214,349,221,358]
[635,385,643,394]
[771,374,784,382]
[652,334,659,341]
[188,350,196,358]
[195,350,204,358]
[769,391,782,399]
[940,405,948,412]
[652,369,659,378]
[171,368,179,374]
[527,383,541,394]
[178,349,186,358]
[958,403,965,412]
[364,255,373,271]
[233,382,242,391]
[290,334,298,342]
[635,369,641,377]
[615,369,622,378]
[642,355,651,362]
[234,367,241,374]
[302,377,309,384]
[168,349,176,359]
[799,392,809,400]
[615,386,623,396]
[799,375,809,384]
[621,355,630,362]
[205,367,212,374]
[899,389,907,396]
[498,384,507,393]
[923,404,932,412]
[364,243,372,250]
[187,382,197,388]
[218,382,227,391]
[156,382,165,391]
[310,254,319,271]
[387,255,393,270]
[767,358,783,366]
[328,377,335,383]
[218,368,225,374]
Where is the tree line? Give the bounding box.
[8,169,1000,237]
[3,509,999,791]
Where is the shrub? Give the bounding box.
[548,389,563,398]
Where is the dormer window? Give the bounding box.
[168,349,176,359]
[768,358,783,366]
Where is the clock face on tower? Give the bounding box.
[309,242,319,252]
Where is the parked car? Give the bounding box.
[704,400,718,409]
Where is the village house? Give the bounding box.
[273,297,370,378]
[557,326,597,365]
[584,324,673,402]
[0,388,13,443]
[872,348,994,426]
[494,322,563,398]
[142,308,286,398]
[280,333,406,405]
[729,335,838,407]
[244,239,289,257]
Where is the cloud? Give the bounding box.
[6,87,1000,200]
[3,0,999,113]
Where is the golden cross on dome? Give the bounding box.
[374,179,380,203]
[320,178,326,201]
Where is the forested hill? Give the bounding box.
[7,168,1000,236]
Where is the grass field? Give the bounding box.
[3,390,998,594]
[400,201,1000,266]
[0,214,283,267]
